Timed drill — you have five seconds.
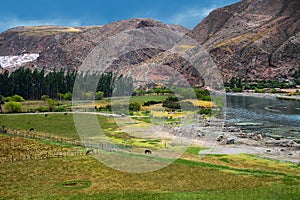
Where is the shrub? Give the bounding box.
[95,91,104,100]
[129,102,141,111]
[5,96,13,102]
[5,102,22,113]
[254,88,266,93]
[11,95,25,102]
[270,88,277,94]
[198,107,212,115]
[41,95,49,101]
[225,87,231,93]
[194,89,211,101]
[143,100,162,106]
[54,106,66,112]
[47,98,58,111]
[64,92,72,100]
[232,87,243,93]
[37,106,49,112]
[167,96,179,102]
[162,101,180,109]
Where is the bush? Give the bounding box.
[47,98,58,111]
[194,89,211,101]
[254,88,266,93]
[129,102,141,111]
[41,95,49,101]
[5,96,13,102]
[198,107,212,115]
[232,87,243,93]
[64,92,72,100]
[225,87,231,93]
[162,101,180,109]
[37,106,49,112]
[5,102,22,113]
[11,95,25,102]
[95,91,104,100]
[143,100,162,106]
[270,88,277,94]
[166,96,179,102]
[54,106,66,112]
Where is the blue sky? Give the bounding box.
[0,0,240,33]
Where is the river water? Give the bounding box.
[225,94,300,139]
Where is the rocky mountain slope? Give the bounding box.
[0,19,188,72]
[189,0,300,81]
[0,0,299,84]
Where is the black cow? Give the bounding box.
[86,149,94,155]
[145,150,152,154]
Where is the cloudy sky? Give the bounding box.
[0,0,240,33]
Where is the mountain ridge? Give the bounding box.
[0,0,299,84]
[189,0,300,81]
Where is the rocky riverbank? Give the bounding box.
[163,116,300,164]
[227,92,300,101]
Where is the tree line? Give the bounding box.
[0,68,134,100]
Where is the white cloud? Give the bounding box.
[0,17,84,32]
[166,6,217,28]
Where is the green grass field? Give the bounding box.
[0,105,300,199]
[0,152,299,199]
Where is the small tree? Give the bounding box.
[95,91,104,100]
[47,98,57,111]
[57,93,65,101]
[5,102,22,113]
[41,95,49,101]
[64,92,72,101]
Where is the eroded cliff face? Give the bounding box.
[189,0,300,81]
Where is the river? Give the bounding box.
[225,94,300,139]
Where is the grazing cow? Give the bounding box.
[29,128,34,131]
[86,149,94,155]
[226,139,235,145]
[45,114,48,117]
[145,150,152,154]
[197,131,205,137]
[64,113,68,115]
[256,134,263,140]
[217,135,224,142]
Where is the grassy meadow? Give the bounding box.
[0,140,299,199]
[0,96,299,199]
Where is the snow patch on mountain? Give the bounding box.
[0,54,39,68]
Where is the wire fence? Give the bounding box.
[0,128,128,163]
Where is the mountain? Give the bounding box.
[189,0,300,81]
[0,0,299,85]
[0,19,188,72]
